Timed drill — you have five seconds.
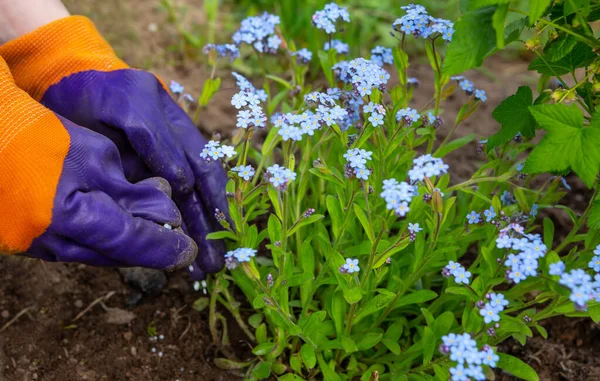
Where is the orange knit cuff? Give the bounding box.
[0,16,129,101]
[0,58,70,254]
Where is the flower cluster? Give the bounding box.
[225,247,257,269]
[443,261,471,284]
[396,107,420,126]
[380,179,415,217]
[479,292,509,324]
[392,5,454,42]
[232,91,267,129]
[344,148,373,180]
[496,224,547,284]
[500,190,515,205]
[422,112,442,129]
[290,48,312,64]
[202,43,240,61]
[451,76,487,102]
[232,72,268,102]
[232,165,256,181]
[312,3,350,34]
[370,46,393,66]
[546,245,600,309]
[266,165,296,191]
[274,111,320,141]
[440,333,498,381]
[364,102,386,127]
[333,58,390,96]
[466,211,481,224]
[232,13,281,53]
[408,154,449,183]
[200,140,236,162]
[324,39,349,54]
[169,81,193,101]
[559,269,599,309]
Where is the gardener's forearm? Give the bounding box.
[0,0,69,43]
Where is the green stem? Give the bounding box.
[554,181,599,253]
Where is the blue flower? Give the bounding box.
[232,165,255,181]
[479,305,501,324]
[368,112,384,127]
[396,107,420,126]
[500,190,514,205]
[483,206,496,222]
[231,92,248,109]
[312,3,350,34]
[226,247,257,263]
[589,256,600,272]
[370,46,393,66]
[200,140,236,162]
[408,222,422,233]
[324,39,349,54]
[449,365,468,381]
[232,13,281,54]
[508,268,527,283]
[332,58,390,96]
[343,258,360,273]
[481,348,499,367]
[169,80,185,94]
[496,235,512,249]
[466,211,480,224]
[488,293,509,309]
[454,268,472,284]
[202,43,240,61]
[291,48,312,64]
[530,204,539,218]
[408,154,448,183]
[549,261,565,276]
[266,165,296,191]
[474,89,487,102]
[381,179,415,217]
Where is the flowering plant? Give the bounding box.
[171,2,600,380]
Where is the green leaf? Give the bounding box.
[326,195,343,238]
[343,286,364,304]
[252,342,275,356]
[353,204,374,242]
[529,0,552,25]
[544,34,578,61]
[265,74,293,90]
[497,353,539,381]
[353,290,395,324]
[524,105,600,187]
[422,327,435,364]
[300,344,316,369]
[589,304,600,323]
[318,51,334,87]
[493,4,509,49]
[467,0,511,10]
[434,134,476,158]
[205,230,238,241]
[317,354,342,381]
[279,374,306,381]
[341,336,358,353]
[487,86,536,151]
[356,332,383,351]
[565,0,590,17]
[589,200,600,230]
[268,187,283,219]
[394,290,439,309]
[528,43,597,76]
[443,6,497,76]
[446,286,479,300]
[192,297,209,312]
[543,217,555,247]
[214,358,253,370]
[505,17,528,45]
[251,361,272,380]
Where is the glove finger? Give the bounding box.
[60,190,198,270]
[29,234,123,267]
[101,72,196,195]
[179,219,207,281]
[158,90,230,219]
[174,191,225,273]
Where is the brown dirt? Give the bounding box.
[0,0,598,380]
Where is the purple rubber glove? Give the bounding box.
[30,116,198,269]
[42,70,229,278]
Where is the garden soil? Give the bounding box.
[0,1,598,380]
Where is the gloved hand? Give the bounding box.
[0,16,229,279]
[0,57,197,269]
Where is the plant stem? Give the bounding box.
[554,181,599,253]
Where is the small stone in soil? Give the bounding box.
[1,310,9,318]
[118,267,167,296]
[74,300,83,308]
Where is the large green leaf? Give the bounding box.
[529,0,552,25]
[544,33,578,61]
[528,42,597,75]
[524,106,600,187]
[497,353,539,381]
[443,6,497,76]
[588,200,600,230]
[487,86,536,151]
